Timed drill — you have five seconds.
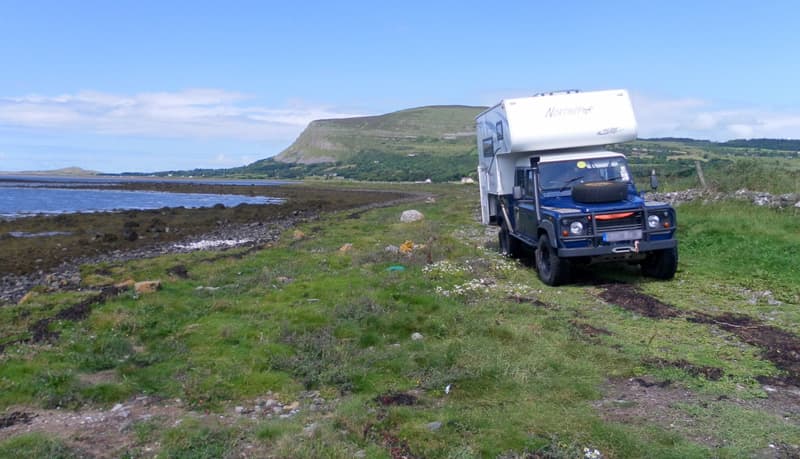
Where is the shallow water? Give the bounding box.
[0,178,284,218]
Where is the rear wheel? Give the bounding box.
[535,235,570,286]
[641,247,678,279]
[498,223,522,257]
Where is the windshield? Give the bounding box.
[539,157,631,192]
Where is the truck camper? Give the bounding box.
[476,89,678,285]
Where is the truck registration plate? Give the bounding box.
[602,230,642,242]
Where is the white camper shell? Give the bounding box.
[476,89,638,224]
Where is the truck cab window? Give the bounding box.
[525,169,536,197]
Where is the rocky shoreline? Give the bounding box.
[1,182,422,305]
[0,214,306,305]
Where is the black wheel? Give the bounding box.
[535,235,570,286]
[641,247,678,279]
[498,223,522,257]
[572,181,627,203]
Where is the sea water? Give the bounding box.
[0,176,286,218]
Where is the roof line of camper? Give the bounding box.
[475,102,504,120]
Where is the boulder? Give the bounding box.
[400,210,424,223]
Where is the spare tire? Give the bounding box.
[572,181,628,203]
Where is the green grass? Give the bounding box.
[1,183,799,457]
[0,434,83,458]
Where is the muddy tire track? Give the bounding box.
[599,283,800,385]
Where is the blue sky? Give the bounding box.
[1,0,799,173]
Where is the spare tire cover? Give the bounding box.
[572,181,628,203]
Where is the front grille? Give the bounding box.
[594,211,643,232]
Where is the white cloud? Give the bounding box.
[631,92,800,140]
[0,89,363,141]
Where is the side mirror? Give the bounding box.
[513,186,523,199]
[649,169,659,191]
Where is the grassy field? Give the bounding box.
[1,183,799,458]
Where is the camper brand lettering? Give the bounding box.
[545,106,593,118]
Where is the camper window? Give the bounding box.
[482,137,494,157]
[496,122,504,140]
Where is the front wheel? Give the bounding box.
[641,247,678,279]
[535,235,570,286]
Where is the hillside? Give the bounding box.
[3,167,100,176]
[272,105,484,164]
[142,105,799,189]
[222,106,485,182]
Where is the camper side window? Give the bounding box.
[496,122,504,140]
[482,137,494,157]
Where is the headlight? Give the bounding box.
[647,215,660,228]
[569,221,585,235]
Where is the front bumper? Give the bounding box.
[558,238,676,258]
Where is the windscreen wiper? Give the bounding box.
[559,176,584,192]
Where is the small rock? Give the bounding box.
[235,406,246,414]
[384,245,400,254]
[427,421,443,431]
[17,291,36,304]
[411,332,424,341]
[354,450,367,458]
[399,240,414,254]
[339,243,353,252]
[263,399,278,408]
[111,403,124,412]
[795,201,800,208]
[114,279,136,290]
[400,210,424,223]
[293,230,305,240]
[134,280,162,294]
[284,401,300,411]
[303,422,319,437]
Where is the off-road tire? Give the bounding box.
[498,223,522,258]
[641,247,678,279]
[535,235,570,286]
[572,181,627,203]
